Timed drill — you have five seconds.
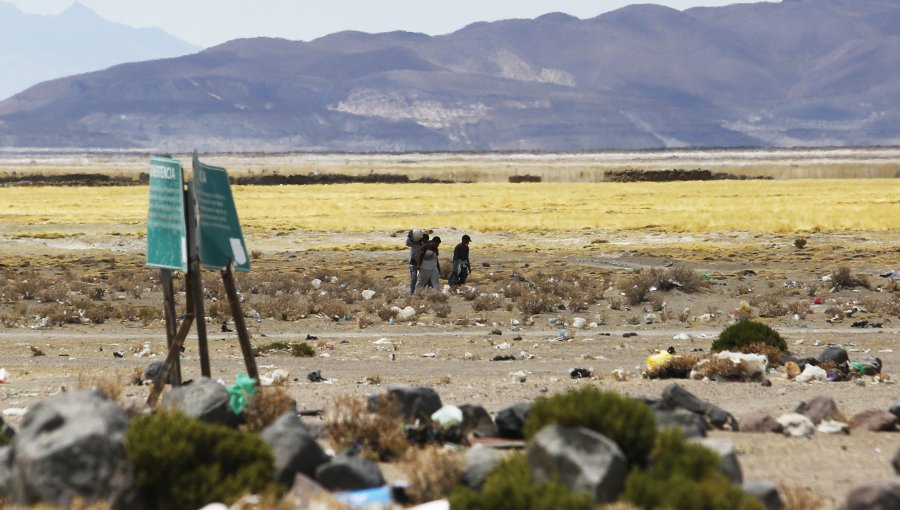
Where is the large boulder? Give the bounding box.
[654,408,708,438]
[460,446,501,490]
[495,403,531,439]
[260,412,330,486]
[527,424,628,504]
[371,385,442,422]
[661,384,738,431]
[160,378,238,427]
[1,391,135,509]
[744,481,783,510]
[315,453,384,492]
[690,438,743,484]
[459,404,498,438]
[839,479,900,510]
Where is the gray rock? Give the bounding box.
[738,410,783,433]
[0,416,14,442]
[143,361,165,383]
[160,377,238,427]
[655,408,708,438]
[261,411,330,486]
[839,479,900,510]
[459,404,497,438]
[2,391,135,509]
[854,356,882,376]
[495,403,531,439]
[893,447,900,475]
[282,473,342,509]
[527,424,627,504]
[661,383,738,431]
[744,481,783,510]
[315,453,385,492]
[849,410,898,432]
[690,438,742,484]
[460,446,501,490]
[371,385,442,422]
[889,398,900,421]
[794,396,842,425]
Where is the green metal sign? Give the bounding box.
[194,158,250,272]
[146,157,187,271]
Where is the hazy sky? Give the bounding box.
[7,1,775,48]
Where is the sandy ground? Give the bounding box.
[1,229,898,508]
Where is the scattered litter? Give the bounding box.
[569,368,592,379]
[611,368,630,381]
[361,290,376,300]
[334,486,393,508]
[492,355,515,361]
[623,332,637,338]
[493,343,511,350]
[306,334,318,340]
[422,352,436,358]
[0,368,9,384]
[29,346,45,357]
[431,405,464,427]
[311,278,322,289]
[572,317,587,329]
[307,371,325,383]
[397,306,417,321]
[259,368,290,386]
[226,373,257,414]
[509,370,527,383]
[795,364,827,383]
[113,351,124,358]
[673,333,692,341]
[644,350,672,371]
[491,329,502,335]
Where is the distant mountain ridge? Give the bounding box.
[0,0,897,151]
[0,1,199,101]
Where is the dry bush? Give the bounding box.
[734,284,753,296]
[786,300,811,317]
[824,305,844,319]
[647,293,665,312]
[739,342,784,367]
[432,301,451,318]
[461,287,479,301]
[732,302,754,322]
[516,291,553,315]
[400,445,464,504]
[376,302,398,321]
[750,292,789,318]
[503,282,528,300]
[254,294,310,321]
[473,293,503,312]
[779,483,826,510]
[325,395,410,461]
[608,296,624,311]
[315,296,350,318]
[423,289,449,303]
[78,373,125,401]
[667,265,710,293]
[693,358,748,381]
[677,307,691,323]
[243,386,296,432]
[830,267,871,291]
[644,355,700,379]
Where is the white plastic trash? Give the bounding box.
[0,368,8,384]
[396,306,416,321]
[361,290,376,300]
[795,364,827,383]
[431,405,464,427]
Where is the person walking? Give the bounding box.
[415,236,441,293]
[450,234,472,286]
[406,229,428,294]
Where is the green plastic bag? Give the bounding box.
[226,373,257,415]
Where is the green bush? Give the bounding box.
[624,429,764,510]
[448,453,592,510]
[524,386,657,467]
[125,411,276,510]
[711,320,787,353]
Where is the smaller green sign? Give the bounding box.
[146,157,187,271]
[194,159,250,272]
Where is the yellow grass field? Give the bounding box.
[2,179,898,238]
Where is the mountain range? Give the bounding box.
[0,2,199,102]
[0,0,897,151]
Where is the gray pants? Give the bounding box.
[415,268,439,293]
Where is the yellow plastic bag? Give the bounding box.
[645,350,672,371]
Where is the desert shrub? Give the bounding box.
[786,300,810,317]
[503,282,528,300]
[253,341,314,357]
[447,453,592,510]
[314,296,350,318]
[291,342,316,357]
[126,411,276,510]
[667,265,710,293]
[793,237,807,249]
[423,289,449,303]
[325,395,409,461]
[644,355,700,380]
[623,429,764,510]
[473,293,503,312]
[524,386,656,467]
[376,302,398,321]
[243,386,296,431]
[711,321,788,353]
[692,358,749,381]
[401,445,464,504]
[778,483,826,510]
[432,301,451,318]
[731,302,754,322]
[739,342,784,367]
[516,291,554,315]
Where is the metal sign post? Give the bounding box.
[145,152,258,406]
